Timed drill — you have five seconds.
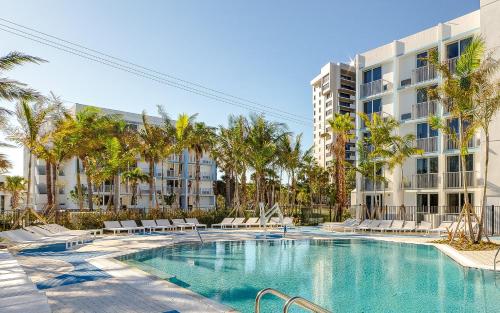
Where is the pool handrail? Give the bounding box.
[254,287,330,313]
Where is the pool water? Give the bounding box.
[119,239,500,313]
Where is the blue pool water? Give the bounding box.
[118,239,500,312]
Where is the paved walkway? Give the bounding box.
[4,227,500,313]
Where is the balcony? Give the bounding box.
[402,173,439,189]
[416,137,438,153]
[444,171,479,188]
[412,100,438,119]
[412,64,436,84]
[447,57,459,74]
[360,178,387,191]
[360,79,392,98]
[444,135,478,150]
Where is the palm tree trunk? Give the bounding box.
[46,161,53,207]
[53,163,59,211]
[132,182,137,205]
[195,152,201,209]
[113,174,120,210]
[241,171,247,209]
[225,170,231,209]
[148,159,154,209]
[476,130,489,242]
[84,160,94,211]
[26,152,32,208]
[160,159,165,209]
[76,158,84,210]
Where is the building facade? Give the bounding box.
[25,104,217,211]
[311,62,356,168]
[352,1,500,215]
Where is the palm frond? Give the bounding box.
[0,51,46,71]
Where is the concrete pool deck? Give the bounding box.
[3,227,500,313]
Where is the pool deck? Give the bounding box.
[2,227,500,313]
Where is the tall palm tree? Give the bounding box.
[171,113,197,210]
[189,122,215,209]
[324,113,355,217]
[7,98,58,209]
[121,167,149,207]
[1,175,26,209]
[428,36,487,241]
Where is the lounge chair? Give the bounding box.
[244,217,260,228]
[282,217,294,227]
[38,223,102,238]
[387,220,405,232]
[401,221,416,232]
[228,217,247,228]
[103,221,133,234]
[429,221,453,236]
[156,219,178,230]
[416,221,432,233]
[360,220,380,232]
[120,220,145,233]
[171,219,195,230]
[347,219,371,232]
[141,220,175,232]
[212,218,234,229]
[0,229,87,249]
[185,218,207,229]
[371,220,392,232]
[268,217,282,227]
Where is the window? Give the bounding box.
[325,100,332,108]
[363,98,381,114]
[339,92,351,99]
[339,101,351,108]
[326,109,333,116]
[447,154,473,172]
[363,66,382,83]
[416,123,438,139]
[417,157,438,174]
[416,88,427,103]
[446,37,472,59]
[416,51,428,68]
[447,118,470,134]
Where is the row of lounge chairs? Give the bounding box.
[0,224,100,249]
[103,218,208,234]
[213,217,294,229]
[324,218,476,235]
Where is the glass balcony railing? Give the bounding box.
[445,171,478,188]
[416,137,438,153]
[402,173,439,189]
[412,100,438,119]
[360,79,392,98]
[412,64,436,84]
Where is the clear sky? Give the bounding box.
[0,0,479,175]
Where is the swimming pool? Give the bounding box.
[119,239,500,312]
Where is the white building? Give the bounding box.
[0,175,12,212]
[311,62,356,168]
[25,104,217,211]
[352,1,500,216]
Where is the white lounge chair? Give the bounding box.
[401,221,416,232]
[244,217,260,228]
[103,221,133,235]
[156,219,178,230]
[0,229,87,249]
[268,217,282,227]
[362,220,381,232]
[348,219,371,232]
[282,217,294,227]
[120,220,145,233]
[212,218,235,229]
[227,217,246,228]
[416,221,432,233]
[185,218,207,229]
[141,220,175,232]
[39,223,102,238]
[372,220,393,232]
[429,221,453,236]
[387,220,405,232]
[171,219,195,230]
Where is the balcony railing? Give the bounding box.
[445,171,478,188]
[416,137,438,153]
[361,112,382,129]
[402,173,439,189]
[445,135,478,150]
[360,179,388,191]
[412,64,436,84]
[412,100,438,119]
[360,79,392,98]
[447,57,459,74]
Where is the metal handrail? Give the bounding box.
[494,246,500,272]
[255,288,331,313]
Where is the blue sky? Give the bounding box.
[1,0,479,175]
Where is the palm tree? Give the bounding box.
[324,113,355,217]
[189,122,215,209]
[7,98,58,209]
[121,167,149,207]
[171,113,197,210]
[2,176,26,209]
[139,111,171,209]
[428,36,487,241]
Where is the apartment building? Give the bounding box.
[311,62,356,168]
[0,175,12,212]
[25,104,217,211]
[353,0,500,213]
